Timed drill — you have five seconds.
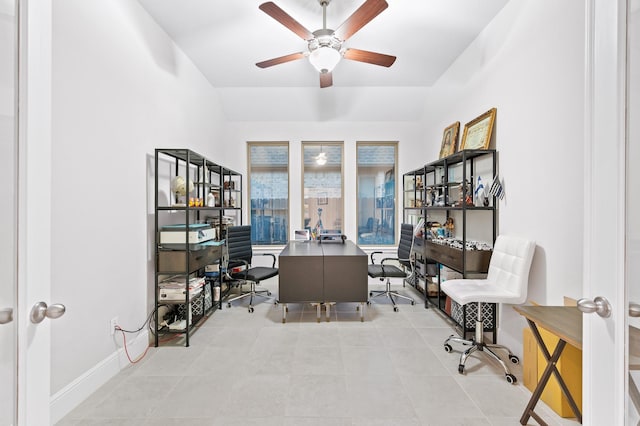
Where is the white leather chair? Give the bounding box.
[442,235,536,384]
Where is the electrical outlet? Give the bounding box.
[109,317,118,335]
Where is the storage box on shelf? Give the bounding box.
[403,149,497,342]
[154,149,243,347]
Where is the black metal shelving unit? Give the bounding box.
[154,149,242,347]
[403,149,498,342]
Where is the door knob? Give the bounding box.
[30,302,66,324]
[630,302,640,318]
[577,296,612,318]
[0,308,13,325]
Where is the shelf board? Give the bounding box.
[192,182,222,188]
[157,206,225,211]
[422,205,494,211]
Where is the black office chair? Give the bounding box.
[367,223,416,311]
[225,225,278,313]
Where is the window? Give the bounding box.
[302,142,343,238]
[356,142,398,245]
[247,142,289,245]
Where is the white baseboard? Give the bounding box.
[50,330,149,424]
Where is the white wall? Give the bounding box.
[50,0,226,405]
[421,0,585,351]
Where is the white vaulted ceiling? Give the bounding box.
[138,0,509,121]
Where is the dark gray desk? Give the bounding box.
[278,240,368,322]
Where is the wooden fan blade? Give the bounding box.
[259,2,314,40]
[320,72,333,88]
[343,48,396,67]
[256,52,305,68]
[334,0,388,41]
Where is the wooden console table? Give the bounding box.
[513,305,583,425]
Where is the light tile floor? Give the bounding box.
[57,278,581,425]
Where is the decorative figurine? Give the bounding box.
[444,217,455,237]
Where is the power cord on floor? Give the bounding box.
[114,325,150,364]
[113,306,168,364]
[117,304,205,352]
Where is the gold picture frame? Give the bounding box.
[439,121,460,158]
[460,108,497,150]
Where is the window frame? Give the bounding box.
[355,141,399,246]
[246,141,290,246]
[301,141,344,237]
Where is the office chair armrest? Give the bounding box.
[259,253,277,268]
[227,258,250,279]
[380,256,414,274]
[370,251,383,264]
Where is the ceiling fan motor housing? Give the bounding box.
[309,29,342,51]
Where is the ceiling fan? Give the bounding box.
[256,0,396,88]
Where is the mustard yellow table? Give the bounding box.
[513,305,582,425]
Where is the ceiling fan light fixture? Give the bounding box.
[309,46,341,74]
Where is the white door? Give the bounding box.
[627,1,640,424]
[581,0,632,424]
[15,0,56,424]
[0,0,18,424]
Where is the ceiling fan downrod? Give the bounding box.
[320,0,329,30]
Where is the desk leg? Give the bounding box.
[629,372,640,417]
[310,303,321,322]
[360,302,365,322]
[520,319,582,425]
[324,302,336,322]
[282,303,287,323]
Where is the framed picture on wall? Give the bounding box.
[439,121,460,158]
[460,108,497,150]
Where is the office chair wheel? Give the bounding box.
[267,291,272,296]
[369,291,374,296]
[509,355,520,364]
[410,300,415,305]
[444,343,453,353]
[367,301,371,305]
[458,364,465,374]
[248,307,254,313]
[227,302,232,308]
[506,373,517,384]
[393,306,399,312]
